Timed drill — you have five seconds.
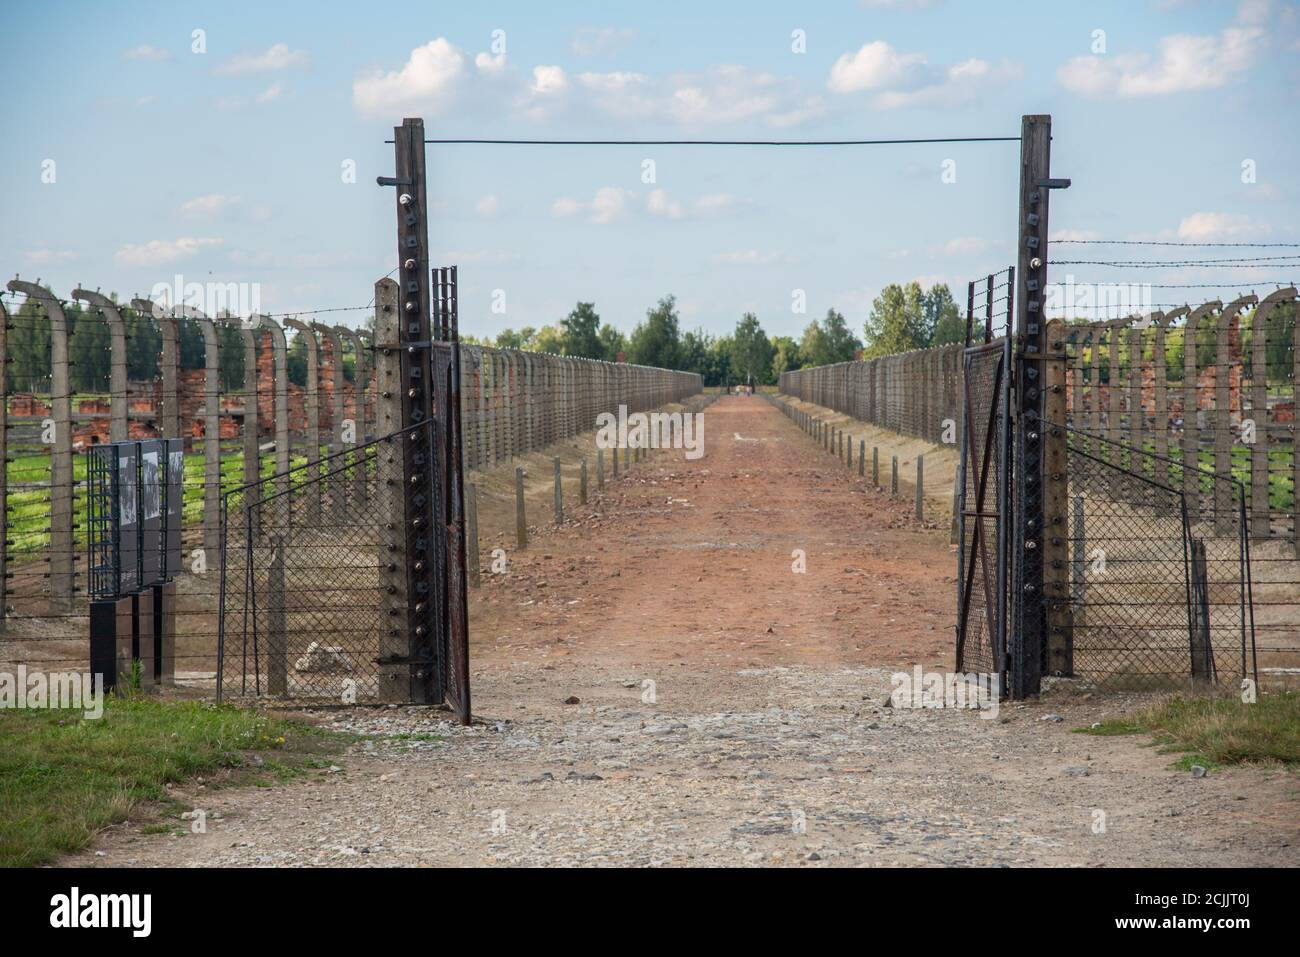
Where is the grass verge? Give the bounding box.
[1079,691,1300,770]
[0,696,341,867]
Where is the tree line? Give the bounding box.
[465,281,965,387]
[4,293,357,395]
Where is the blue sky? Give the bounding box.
[3,0,1298,339]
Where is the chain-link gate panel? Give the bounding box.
[956,339,1011,685]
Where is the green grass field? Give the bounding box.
[4,449,320,557]
[0,695,343,866]
[1080,691,1300,770]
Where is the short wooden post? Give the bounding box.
[596,449,605,489]
[580,457,588,505]
[858,440,865,477]
[891,456,899,497]
[613,446,620,477]
[515,466,527,548]
[915,455,924,520]
[553,457,563,524]
[466,481,481,588]
[872,447,880,485]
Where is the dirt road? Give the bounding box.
[69,396,1300,867]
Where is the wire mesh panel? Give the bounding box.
[1064,426,1255,690]
[217,423,428,703]
[956,339,1010,681]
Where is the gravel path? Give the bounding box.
[67,396,1300,867]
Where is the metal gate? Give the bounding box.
[432,266,470,723]
[956,338,1011,688]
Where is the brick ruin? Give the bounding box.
[5,330,374,451]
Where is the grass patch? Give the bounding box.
[0,696,342,867]
[1080,692,1300,769]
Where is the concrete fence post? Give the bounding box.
[915,455,924,520]
[515,466,527,548]
[466,480,480,588]
[553,456,563,524]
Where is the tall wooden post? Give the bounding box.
[1012,113,1068,698]
[376,117,440,704]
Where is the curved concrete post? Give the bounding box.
[340,326,371,503]
[284,318,320,524]
[1250,289,1297,539]
[259,318,290,490]
[132,298,180,443]
[176,306,222,568]
[1182,301,1222,525]
[1105,317,1133,458]
[0,298,7,626]
[1214,296,1257,532]
[228,315,262,495]
[1127,318,1152,476]
[8,281,73,609]
[1152,308,1188,470]
[312,322,347,519]
[71,289,128,443]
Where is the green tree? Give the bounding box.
[863,282,928,359]
[729,313,775,385]
[533,324,564,355]
[819,308,861,364]
[924,284,964,347]
[628,295,682,369]
[560,302,603,358]
[798,319,826,368]
[771,336,802,380]
[597,323,626,361]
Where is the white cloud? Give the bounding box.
[695,194,750,217]
[1058,27,1260,97]
[934,236,990,257]
[474,51,507,75]
[353,38,465,117]
[114,238,223,267]
[876,58,1020,108]
[354,43,820,127]
[123,44,172,62]
[551,187,634,225]
[1049,229,1101,242]
[711,250,788,265]
[180,194,241,218]
[23,249,78,266]
[828,41,927,92]
[531,65,568,95]
[1176,212,1267,240]
[216,42,310,76]
[475,195,501,218]
[646,189,683,219]
[828,42,1020,108]
[256,83,283,104]
[572,27,637,57]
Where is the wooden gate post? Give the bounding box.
[1044,319,1073,677]
[1011,113,1069,698]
